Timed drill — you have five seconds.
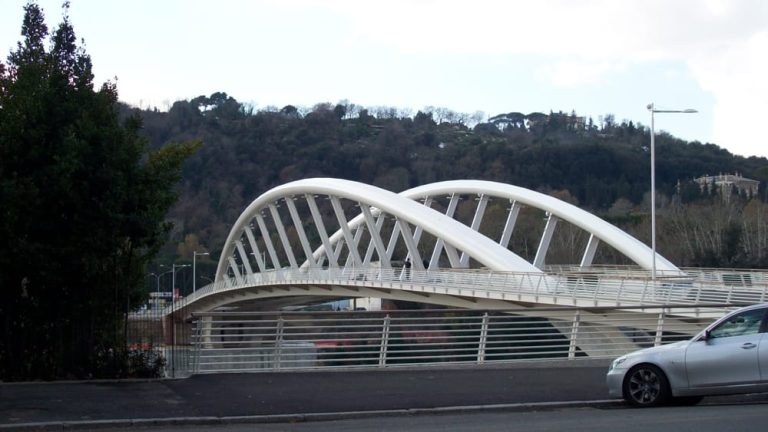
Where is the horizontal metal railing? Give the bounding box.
[186,305,732,374]
[173,266,768,315]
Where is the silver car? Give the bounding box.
[606,303,768,407]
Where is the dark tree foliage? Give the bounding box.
[131,96,768,275]
[0,2,199,380]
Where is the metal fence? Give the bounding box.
[126,308,196,378]
[182,305,734,375]
[153,264,768,377]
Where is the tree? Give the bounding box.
[176,234,209,260]
[0,2,199,380]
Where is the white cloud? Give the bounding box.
[689,30,768,157]
[540,60,627,87]
[3,0,767,156]
[329,0,768,156]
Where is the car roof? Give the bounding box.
[735,303,768,312]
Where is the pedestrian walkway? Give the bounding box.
[1,360,611,429]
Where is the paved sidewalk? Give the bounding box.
[0,360,613,429]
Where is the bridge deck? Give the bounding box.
[170,267,768,318]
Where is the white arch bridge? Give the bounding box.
[168,178,767,319]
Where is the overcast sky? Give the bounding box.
[2,0,767,158]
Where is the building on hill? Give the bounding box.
[694,172,759,200]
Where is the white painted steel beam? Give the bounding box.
[460,194,489,267]
[268,203,298,269]
[360,204,390,269]
[305,193,336,268]
[244,226,266,273]
[534,214,558,269]
[429,193,460,269]
[331,196,363,269]
[228,257,244,285]
[286,197,316,268]
[342,224,366,272]
[385,217,402,262]
[580,234,599,270]
[499,201,520,248]
[234,240,254,278]
[398,219,424,271]
[255,214,281,274]
[362,214,387,267]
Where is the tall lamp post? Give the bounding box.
[193,251,209,293]
[647,103,697,281]
[148,268,173,310]
[172,263,190,302]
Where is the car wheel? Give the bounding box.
[623,364,671,407]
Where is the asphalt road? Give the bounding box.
[113,401,768,432]
[2,359,766,430]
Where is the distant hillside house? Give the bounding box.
[694,173,759,198]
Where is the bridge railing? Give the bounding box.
[176,266,768,314]
[185,305,728,375]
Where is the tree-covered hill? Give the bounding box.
[127,93,768,268]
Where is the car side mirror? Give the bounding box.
[703,330,712,343]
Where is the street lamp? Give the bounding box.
[172,263,190,302]
[647,103,697,281]
[148,268,173,311]
[193,251,210,293]
[146,272,159,312]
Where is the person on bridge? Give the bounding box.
[405,258,412,280]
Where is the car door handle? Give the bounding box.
[741,342,757,349]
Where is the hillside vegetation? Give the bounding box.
[129,93,768,277]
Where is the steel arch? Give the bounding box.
[215,178,681,287]
[301,180,681,276]
[215,178,541,282]
[400,180,681,274]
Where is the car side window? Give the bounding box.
[708,308,766,339]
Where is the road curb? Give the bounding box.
[0,399,623,431]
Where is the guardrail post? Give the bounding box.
[568,310,581,359]
[275,317,284,371]
[615,279,624,306]
[379,315,391,367]
[640,279,648,304]
[571,276,578,305]
[654,311,665,347]
[170,311,179,378]
[477,313,489,364]
[592,280,600,306]
[192,318,203,374]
